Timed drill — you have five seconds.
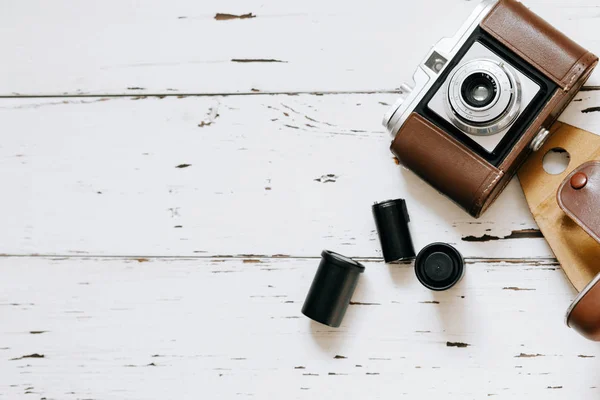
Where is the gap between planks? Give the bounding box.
[0,254,559,265]
[1,85,599,99]
[0,90,403,99]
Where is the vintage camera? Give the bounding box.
[383,0,597,218]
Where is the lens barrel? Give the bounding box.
[461,72,497,108]
[446,58,521,136]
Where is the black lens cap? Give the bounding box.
[301,250,365,328]
[415,243,464,291]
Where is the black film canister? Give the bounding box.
[415,243,464,291]
[301,250,365,328]
[372,199,416,262]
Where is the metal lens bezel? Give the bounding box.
[445,59,522,136]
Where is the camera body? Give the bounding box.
[383,0,597,218]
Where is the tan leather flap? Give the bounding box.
[519,122,600,292]
[559,161,600,342]
[558,161,600,244]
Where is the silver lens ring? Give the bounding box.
[445,59,521,136]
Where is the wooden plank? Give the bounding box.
[1,92,587,258]
[1,256,598,399]
[561,89,600,133]
[1,0,599,95]
[3,91,599,258]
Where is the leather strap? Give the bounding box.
[558,161,600,341]
[558,161,600,243]
[566,273,600,341]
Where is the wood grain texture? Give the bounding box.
[1,256,599,400]
[3,0,600,397]
[1,90,599,258]
[0,93,575,258]
[1,0,599,95]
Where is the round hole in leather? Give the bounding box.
[542,147,570,175]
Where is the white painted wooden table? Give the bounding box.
[2,1,600,399]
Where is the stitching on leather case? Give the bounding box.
[406,115,504,216]
[564,63,584,91]
[563,52,597,90]
[395,114,500,216]
[408,114,494,171]
[479,168,513,215]
[472,170,503,214]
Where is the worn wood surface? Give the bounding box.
[1,0,600,398]
[1,257,599,400]
[1,0,599,95]
[0,93,555,259]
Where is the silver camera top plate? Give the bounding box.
[383,0,498,137]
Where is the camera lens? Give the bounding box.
[461,73,497,108]
[445,58,521,136]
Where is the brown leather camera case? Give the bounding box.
[518,123,600,341]
[558,162,600,341]
[391,0,598,218]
